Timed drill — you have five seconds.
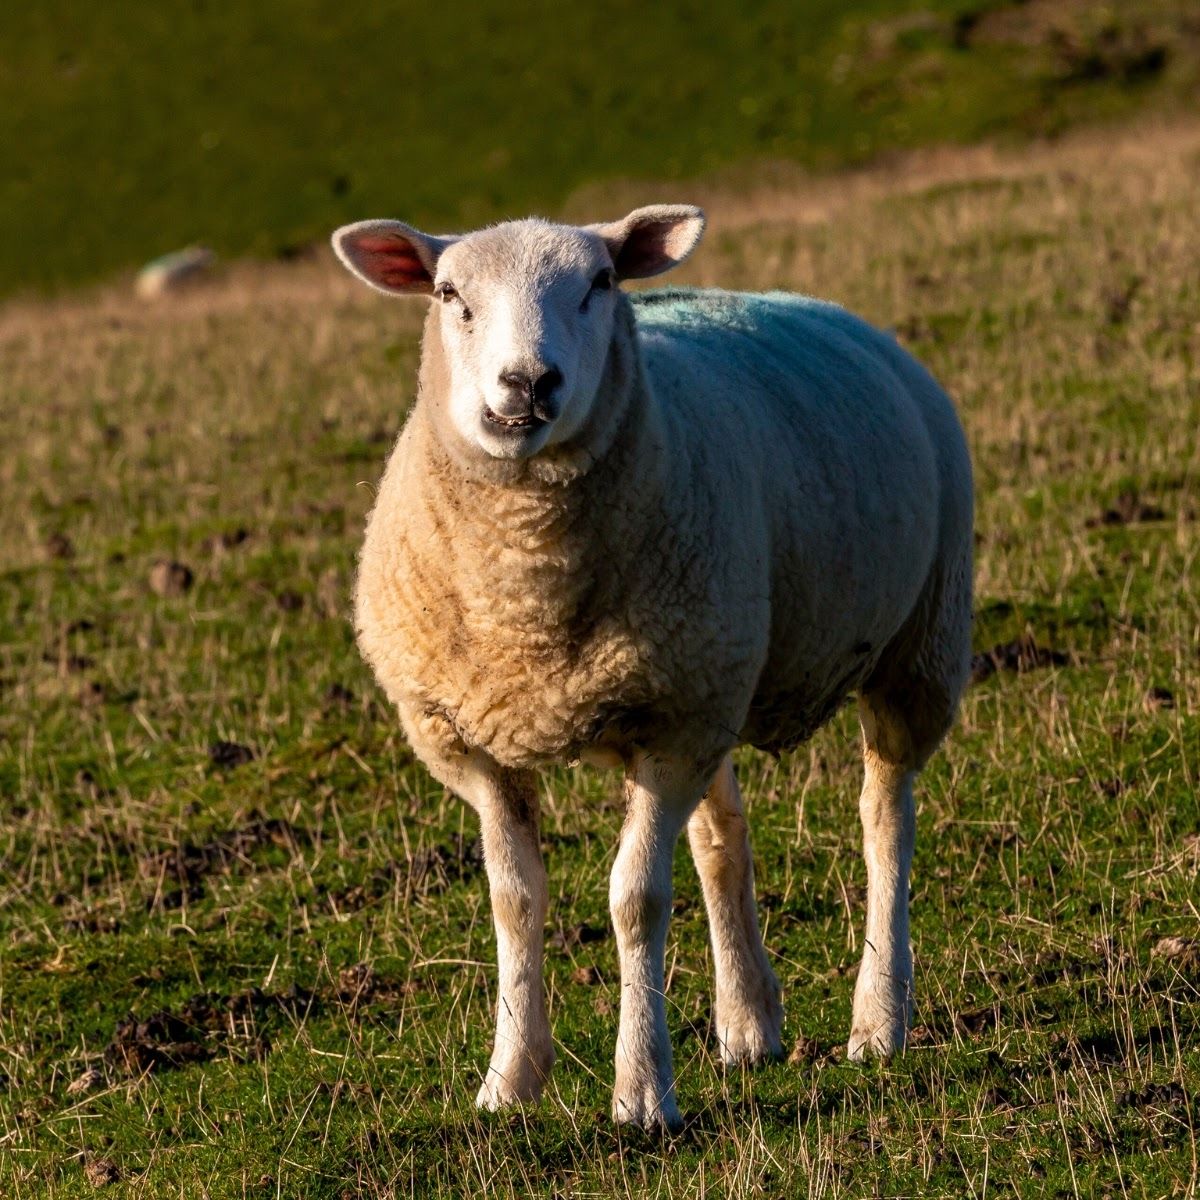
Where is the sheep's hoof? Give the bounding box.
[846,1017,907,1063]
[612,1085,683,1134]
[720,1028,784,1066]
[715,997,784,1066]
[849,967,911,1062]
[476,1076,538,1110]
[475,1052,552,1110]
[711,961,784,1067]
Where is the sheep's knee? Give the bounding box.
[610,878,669,948]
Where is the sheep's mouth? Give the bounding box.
[483,406,547,431]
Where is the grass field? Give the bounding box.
[4,0,1200,295]
[2,114,1199,1196]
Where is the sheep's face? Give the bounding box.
[332,207,705,462]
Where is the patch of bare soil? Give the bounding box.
[105,984,314,1075]
[100,963,418,1079]
[1086,487,1168,528]
[142,817,304,910]
[970,633,1070,684]
[322,835,484,913]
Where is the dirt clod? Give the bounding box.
[1086,488,1167,528]
[208,740,255,769]
[550,922,608,953]
[148,560,194,597]
[84,1157,120,1187]
[955,1006,997,1035]
[970,634,1069,683]
[787,1034,823,1064]
[335,963,376,1006]
[45,532,75,560]
[1151,935,1199,967]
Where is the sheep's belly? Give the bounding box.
[742,676,863,757]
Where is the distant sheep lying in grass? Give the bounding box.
[331,206,974,1131]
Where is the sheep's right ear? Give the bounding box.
[331,220,455,296]
[590,205,706,280]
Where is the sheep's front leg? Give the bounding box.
[472,765,554,1107]
[688,756,782,1064]
[404,735,553,1108]
[610,755,706,1132]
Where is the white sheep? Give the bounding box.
[331,206,973,1132]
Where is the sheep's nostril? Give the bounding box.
[532,367,563,405]
[499,370,531,399]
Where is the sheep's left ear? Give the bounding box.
[589,205,706,280]
[331,219,456,296]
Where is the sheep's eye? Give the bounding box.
[435,282,472,322]
[580,269,614,312]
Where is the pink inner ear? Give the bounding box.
[352,234,430,289]
[615,221,677,277]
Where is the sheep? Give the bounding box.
[331,205,974,1132]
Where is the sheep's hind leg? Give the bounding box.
[688,756,782,1065]
[849,668,962,1062]
[847,722,916,1063]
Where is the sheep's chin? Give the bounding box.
[473,415,554,460]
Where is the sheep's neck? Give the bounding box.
[422,415,659,627]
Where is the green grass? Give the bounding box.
[4,0,1200,294]
[1,116,1199,1196]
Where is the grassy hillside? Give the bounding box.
[3,0,1198,294]
[0,116,1197,1196]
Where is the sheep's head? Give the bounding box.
[332,206,705,461]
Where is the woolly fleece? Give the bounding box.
[355,285,973,776]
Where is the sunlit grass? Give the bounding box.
[0,116,1198,1197]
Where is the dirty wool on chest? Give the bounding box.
[402,503,660,770]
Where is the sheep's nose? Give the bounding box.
[499,366,563,418]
